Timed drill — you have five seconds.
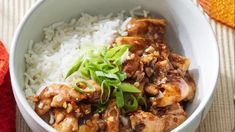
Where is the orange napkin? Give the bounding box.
[199,0,235,28]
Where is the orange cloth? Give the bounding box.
[199,0,235,28]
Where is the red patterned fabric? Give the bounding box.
[0,41,16,132]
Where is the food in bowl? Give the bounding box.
[25,9,196,132]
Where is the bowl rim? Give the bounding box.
[10,0,55,131]
[10,0,219,131]
[172,1,219,131]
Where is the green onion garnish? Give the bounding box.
[66,44,141,110]
[124,94,138,113]
[100,80,111,104]
[71,79,96,93]
[118,83,141,93]
[115,88,125,108]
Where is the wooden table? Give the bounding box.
[1,0,234,131]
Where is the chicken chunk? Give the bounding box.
[35,80,102,116]
[162,103,187,131]
[132,104,186,132]
[148,103,187,131]
[169,53,190,74]
[52,110,79,132]
[78,114,101,132]
[130,110,165,132]
[35,84,87,116]
[123,54,140,77]
[155,60,173,75]
[103,100,120,132]
[150,76,195,107]
[34,83,103,131]
[126,18,166,43]
[144,83,159,96]
[115,36,150,55]
[155,43,170,60]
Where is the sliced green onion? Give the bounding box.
[104,79,121,87]
[118,83,141,93]
[104,45,123,59]
[103,66,119,74]
[65,56,84,79]
[137,95,148,110]
[124,94,138,112]
[80,66,90,78]
[111,45,129,61]
[105,45,130,61]
[100,80,111,104]
[115,88,124,108]
[90,70,102,84]
[95,71,119,80]
[71,80,96,93]
[116,72,127,81]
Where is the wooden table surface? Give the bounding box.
[0,0,234,131]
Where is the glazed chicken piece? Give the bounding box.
[169,53,190,75]
[119,18,170,81]
[78,114,101,132]
[126,18,166,43]
[155,59,173,75]
[115,37,150,55]
[34,82,102,132]
[116,18,167,56]
[130,110,165,132]
[150,76,195,107]
[149,103,187,132]
[103,100,120,132]
[34,84,87,116]
[122,53,140,77]
[144,83,159,96]
[34,81,101,116]
[50,104,92,131]
[162,103,187,131]
[131,103,186,132]
[154,43,170,61]
[52,109,79,132]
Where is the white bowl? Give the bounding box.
[10,0,219,131]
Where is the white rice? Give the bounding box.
[24,9,148,97]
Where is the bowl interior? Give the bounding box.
[11,0,218,131]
